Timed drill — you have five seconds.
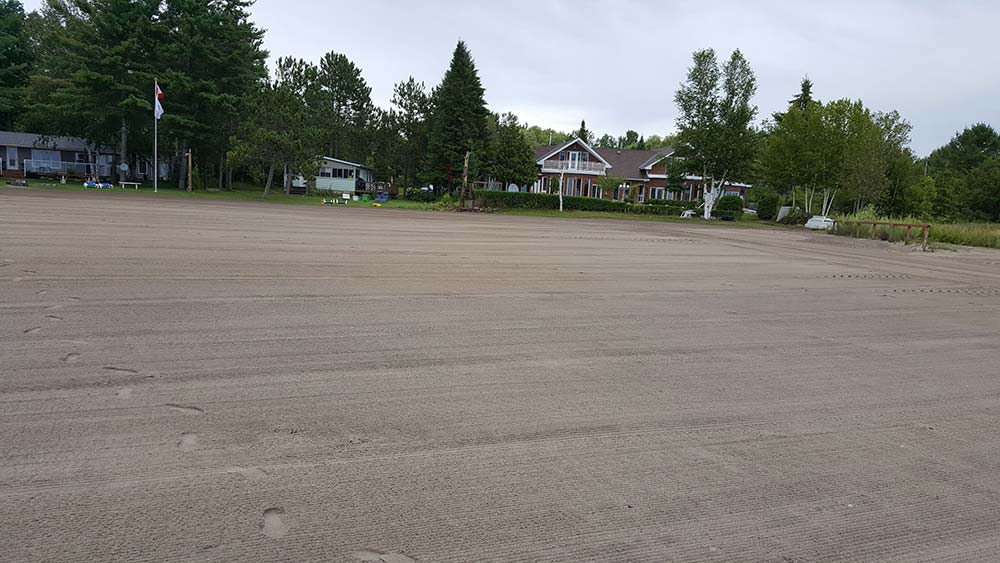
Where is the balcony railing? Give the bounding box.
[23,159,113,177]
[541,159,606,173]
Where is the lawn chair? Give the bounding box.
[374,191,388,203]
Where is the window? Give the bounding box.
[584,179,591,197]
[137,160,148,176]
[320,169,332,178]
[650,187,665,200]
[559,151,568,161]
[6,147,17,169]
[638,187,645,203]
[31,149,60,162]
[593,186,602,199]
[581,153,589,162]
[564,177,573,195]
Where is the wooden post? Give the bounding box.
[186,150,193,192]
[922,225,929,251]
[905,225,912,245]
[871,222,878,239]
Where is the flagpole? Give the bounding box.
[153,80,158,193]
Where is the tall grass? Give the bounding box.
[832,208,1000,249]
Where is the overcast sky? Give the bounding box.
[23,0,1000,155]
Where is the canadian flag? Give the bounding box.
[154,82,165,120]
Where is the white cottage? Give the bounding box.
[314,157,375,193]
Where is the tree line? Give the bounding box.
[0,0,538,193]
[1,1,996,219]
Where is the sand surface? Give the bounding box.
[3,187,1000,562]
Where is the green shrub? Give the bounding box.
[477,191,631,213]
[756,192,780,221]
[779,208,811,225]
[716,195,744,212]
[404,188,437,202]
[646,199,698,210]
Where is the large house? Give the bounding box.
[0,131,117,179]
[529,138,751,204]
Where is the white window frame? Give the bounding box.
[6,146,17,169]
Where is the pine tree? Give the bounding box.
[422,40,489,191]
[574,119,591,143]
[158,0,266,187]
[228,57,321,196]
[488,113,537,186]
[790,77,814,110]
[0,0,32,129]
[391,76,430,189]
[310,51,373,163]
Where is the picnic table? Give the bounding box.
[119,181,140,190]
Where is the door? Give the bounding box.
[6,147,18,170]
[568,151,580,170]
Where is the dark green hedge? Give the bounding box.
[477,191,692,215]
[646,199,699,210]
[477,191,629,212]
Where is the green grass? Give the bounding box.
[497,208,785,229]
[6,178,435,210]
[830,209,1000,249]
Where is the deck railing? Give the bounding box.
[23,159,112,177]
[541,159,606,173]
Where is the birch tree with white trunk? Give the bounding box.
[674,49,758,219]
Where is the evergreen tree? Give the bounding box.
[573,119,591,143]
[0,0,32,129]
[228,57,321,196]
[790,77,814,110]
[310,51,373,163]
[391,76,430,189]
[422,40,489,191]
[636,136,646,150]
[157,0,267,187]
[488,112,537,186]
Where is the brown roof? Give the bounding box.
[535,141,675,181]
[595,147,674,180]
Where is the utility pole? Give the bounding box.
[186,150,192,192]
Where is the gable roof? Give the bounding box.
[321,156,372,170]
[534,137,612,167]
[593,147,675,180]
[0,131,113,153]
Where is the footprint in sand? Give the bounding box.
[44,314,63,321]
[61,352,81,363]
[115,387,133,399]
[35,289,47,295]
[23,327,41,334]
[166,403,205,416]
[353,549,419,562]
[45,304,63,311]
[260,508,288,538]
[177,432,198,451]
[104,366,139,374]
[225,466,268,481]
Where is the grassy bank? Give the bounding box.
[6,178,435,210]
[830,210,1000,249]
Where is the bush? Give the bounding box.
[756,192,780,221]
[477,191,631,213]
[404,188,437,202]
[646,199,699,210]
[715,194,744,212]
[779,208,811,225]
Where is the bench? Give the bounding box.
[119,181,140,190]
